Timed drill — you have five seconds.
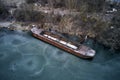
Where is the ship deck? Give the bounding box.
[42,31,80,47]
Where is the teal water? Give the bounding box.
[0,28,120,80]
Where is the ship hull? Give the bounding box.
[32,33,92,58]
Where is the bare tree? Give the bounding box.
[65,0,78,10]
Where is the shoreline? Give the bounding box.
[0,25,119,52]
[0,21,119,51]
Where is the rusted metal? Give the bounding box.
[31,27,95,58]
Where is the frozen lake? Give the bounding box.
[0,28,120,80]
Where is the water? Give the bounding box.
[0,28,120,80]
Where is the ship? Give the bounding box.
[31,27,95,58]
